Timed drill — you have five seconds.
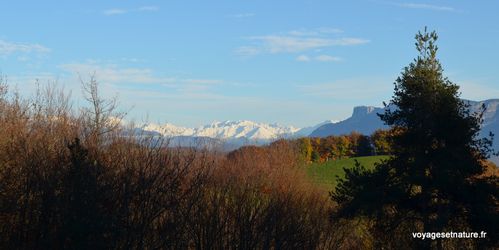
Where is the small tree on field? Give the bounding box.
[332,28,498,249]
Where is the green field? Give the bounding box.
[306,156,389,190]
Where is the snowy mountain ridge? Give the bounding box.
[140,120,334,140]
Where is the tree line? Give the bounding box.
[295,129,394,163]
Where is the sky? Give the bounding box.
[1,0,499,127]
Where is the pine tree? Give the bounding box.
[332,28,498,249]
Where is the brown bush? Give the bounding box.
[0,79,355,249]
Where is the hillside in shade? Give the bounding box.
[310,106,388,137]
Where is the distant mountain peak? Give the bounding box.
[352,106,378,116]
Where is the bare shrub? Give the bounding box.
[185,140,343,249]
[0,77,355,249]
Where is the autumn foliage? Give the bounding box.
[295,130,394,163]
[0,79,363,249]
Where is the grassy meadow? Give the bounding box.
[306,155,389,190]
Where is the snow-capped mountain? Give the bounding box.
[193,120,300,140]
[140,120,301,141]
[142,123,195,137]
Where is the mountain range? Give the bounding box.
[141,120,301,141]
[310,99,499,164]
[310,99,498,139]
[134,120,330,150]
[138,119,343,141]
[133,99,499,163]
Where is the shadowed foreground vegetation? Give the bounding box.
[0,79,365,249]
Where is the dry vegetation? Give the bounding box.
[0,78,368,249]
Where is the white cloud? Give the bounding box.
[0,39,50,56]
[59,62,222,94]
[103,9,127,15]
[229,13,255,18]
[138,6,159,12]
[60,63,168,84]
[296,55,311,62]
[397,3,456,12]
[245,36,368,54]
[316,27,344,34]
[17,56,30,62]
[120,57,142,63]
[7,73,65,98]
[256,36,335,53]
[315,55,341,62]
[183,79,222,84]
[103,6,159,16]
[235,29,369,57]
[9,73,58,85]
[296,54,341,62]
[234,46,261,57]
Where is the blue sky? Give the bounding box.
[1,0,499,127]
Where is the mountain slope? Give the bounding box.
[310,106,388,137]
[310,99,499,164]
[296,120,336,136]
[467,99,499,164]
